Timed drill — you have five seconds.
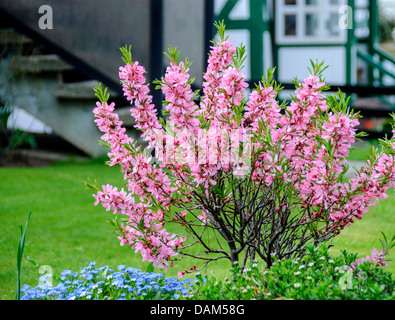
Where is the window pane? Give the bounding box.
[306,0,317,5]
[325,12,340,36]
[330,0,339,4]
[305,14,319,35]
[285,0,297,5]
[285,15,297,36]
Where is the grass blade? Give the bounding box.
[15,212,32,300]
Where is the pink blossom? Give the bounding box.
[119,61,163,140]
[243,83,280,130]
[197,209,210,226]
[160,61,200,132]
[352,247,391,269]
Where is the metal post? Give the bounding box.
[249,0,265,81]
[368,0,378,84]
[204,0,215,71]
[272,0,279,81]
[346,0,355,85]
[150,0,163,118]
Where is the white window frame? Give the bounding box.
[275,0,348,44]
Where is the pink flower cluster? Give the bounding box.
[93,85,183,270]
[119,61,162,140]
[352,247,391,269]
[93,100,132,166]
[243,83,280,131]
[201,41,236,120]
[241,69,395,236]
[202,42,249,131]
[337,153,395,224]
[156,40,249,186]
[161,61,200,132]
[214,67,248,130]
[93,98,175,206]
[93,184,185,270]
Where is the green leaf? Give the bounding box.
[16,212,32,300]
[153,290,164,300]
[93,83,110,103]
[101,266,109,281]
[120,45,133,64]
[232,44,247,70]
[83,177,99,191]
[213,20,227,42]
[146,262,155,273]
[164,45,180,64]
[158,117,167,128]
[0,100,12,128]
[25,256,39,270]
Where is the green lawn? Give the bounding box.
[1,145,395,300]
[0,157,232,300]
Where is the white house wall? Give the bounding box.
[278,46,346,84]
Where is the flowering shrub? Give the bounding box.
[190,244,395,300]
[21,262,194,300]
[90,21,395,276]
[352,232,395,269]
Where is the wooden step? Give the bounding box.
[10,54,73,73]
[53,80,123,101]
[52,80,101,100]
[0,29,34,46]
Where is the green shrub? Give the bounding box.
[190,244,395,300]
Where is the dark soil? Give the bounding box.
[0,152,54,167]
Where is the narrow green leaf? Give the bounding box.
[16,212,32,300]
[146,262,154,273]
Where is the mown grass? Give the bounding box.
[0,157,231,300]
[1,143,395,300]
